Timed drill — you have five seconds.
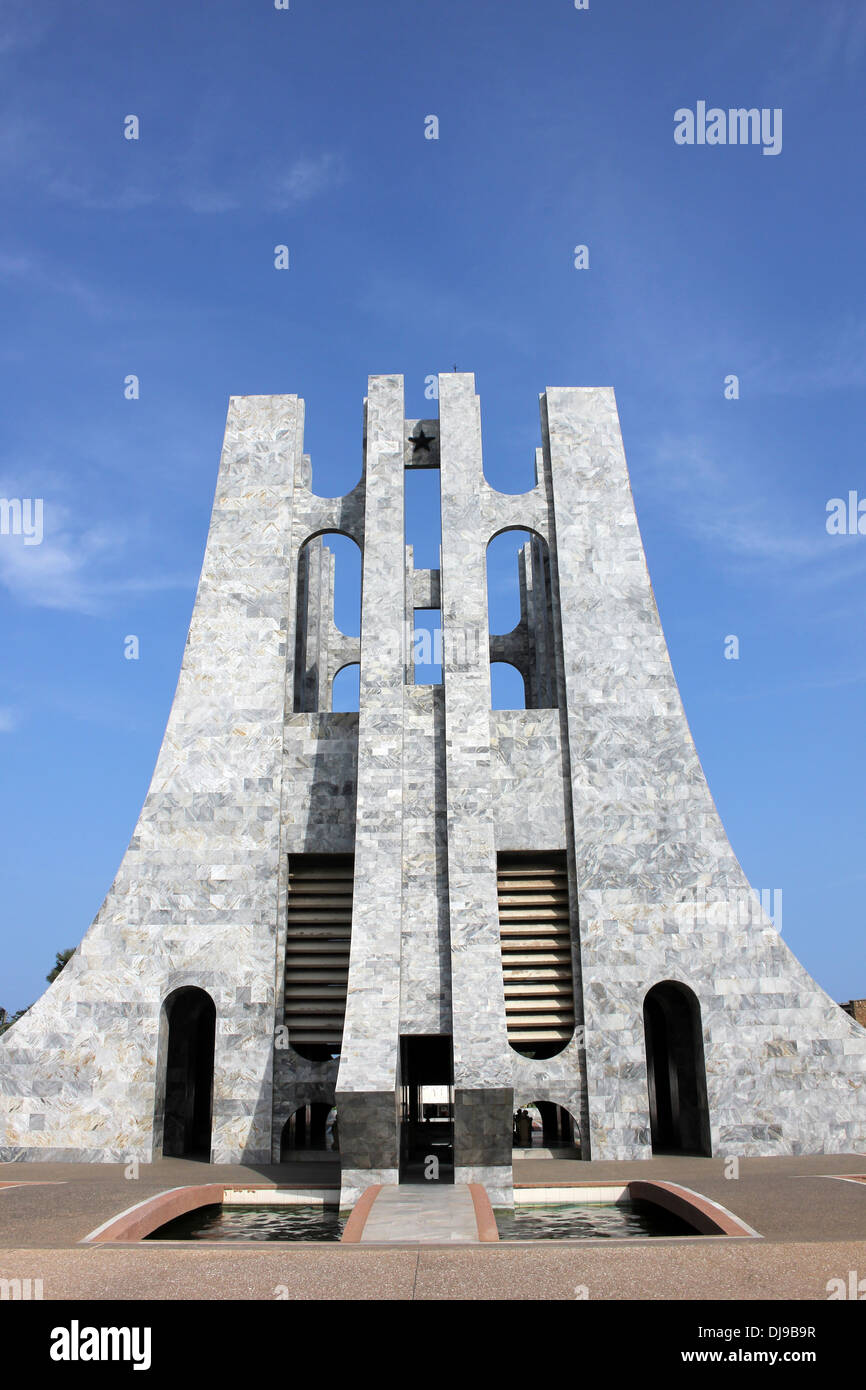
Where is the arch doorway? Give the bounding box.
[280,1103,339,1159]
[161,987,216,1159]
[513,1101,579,1153]
[643,982,711,1156]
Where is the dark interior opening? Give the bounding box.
[513,1100,579,1152]
[644,981,711,1156]
[280,1102,338,1158]
[399,1035,454,1184]
[162,987,216,1159]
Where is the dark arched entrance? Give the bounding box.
[643,982,711,1156]
[280,1103,338,1159]
[161,988,215,1159]
[513,1101,579,1152]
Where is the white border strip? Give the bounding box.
[223,1188,339,1207]
[514,1185,629,1205]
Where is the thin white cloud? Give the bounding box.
[0,98,346,217]
[0,1,51,57]
[648,434,866,576]
[182,188,240,215]
[776,0,866,81]
[0,483,193,615]
[0,708,17,733]
[0,530,194,614]
[44,175,157,213]
[0,525,109,615]
[269,154,346,210]
[178,151,345,215]
[0,247,112,318]
[745,318,866,397]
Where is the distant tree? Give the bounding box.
[47,949,74,984]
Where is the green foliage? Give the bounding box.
[46,948,74,984]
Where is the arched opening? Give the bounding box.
[294,532,362,713]
[280,1103,339,1160]
[643,982,711,1156]
[332,663,360,712]
[486,529,556,710]
[161,987,215,1159]
[513,1101,579,1153]
[490,661,526,710]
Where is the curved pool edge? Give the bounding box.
[340,1184,383,1243]
[468,1182,500,1242]
[513,1178,760,1238]
[627,1180,760,1238]
[82,1183,343,1244]
[82,1184,226,1244]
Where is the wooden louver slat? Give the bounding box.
[498,852,576,1054]
[284,855,353,1047]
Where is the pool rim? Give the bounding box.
[80,1177,759,1245]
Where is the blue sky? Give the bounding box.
[1,0,865,1012]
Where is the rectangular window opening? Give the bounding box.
[413,608,442,685]
[404,467,442,570]
[284,853,354,1062]
[497,851,576,1061]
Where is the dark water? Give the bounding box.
[147,1198,696,1243]
[146,1203,347,1242]
[494,1201,696,1240]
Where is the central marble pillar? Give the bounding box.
[438,374,514,1204]
[336,375,406,1202]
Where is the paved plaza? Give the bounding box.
[0,1152,864,1300]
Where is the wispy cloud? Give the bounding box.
[178,151,346,215]
[774,0,866,83]
[0,248,114,317]
[718,0,866,91]
[720,666,866,706]
[0,1,51,57]
[0,708,17,733]
[0,100,346,217]
[43,176,157,213]
[0,519,117,615]
[743,318,866,397]
[269,154,346,209]
[648,434,866,579]
[0,483,193,615]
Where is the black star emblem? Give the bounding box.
[408,426,436,454]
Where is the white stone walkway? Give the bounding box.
[358,1184,481,1243]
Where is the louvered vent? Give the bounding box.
[284,854,354,1059]
[498,852,576,1059]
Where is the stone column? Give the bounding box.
[438,373,513,1204]
[336,374,406,1201]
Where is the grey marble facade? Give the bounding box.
[1,376,864,1199]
